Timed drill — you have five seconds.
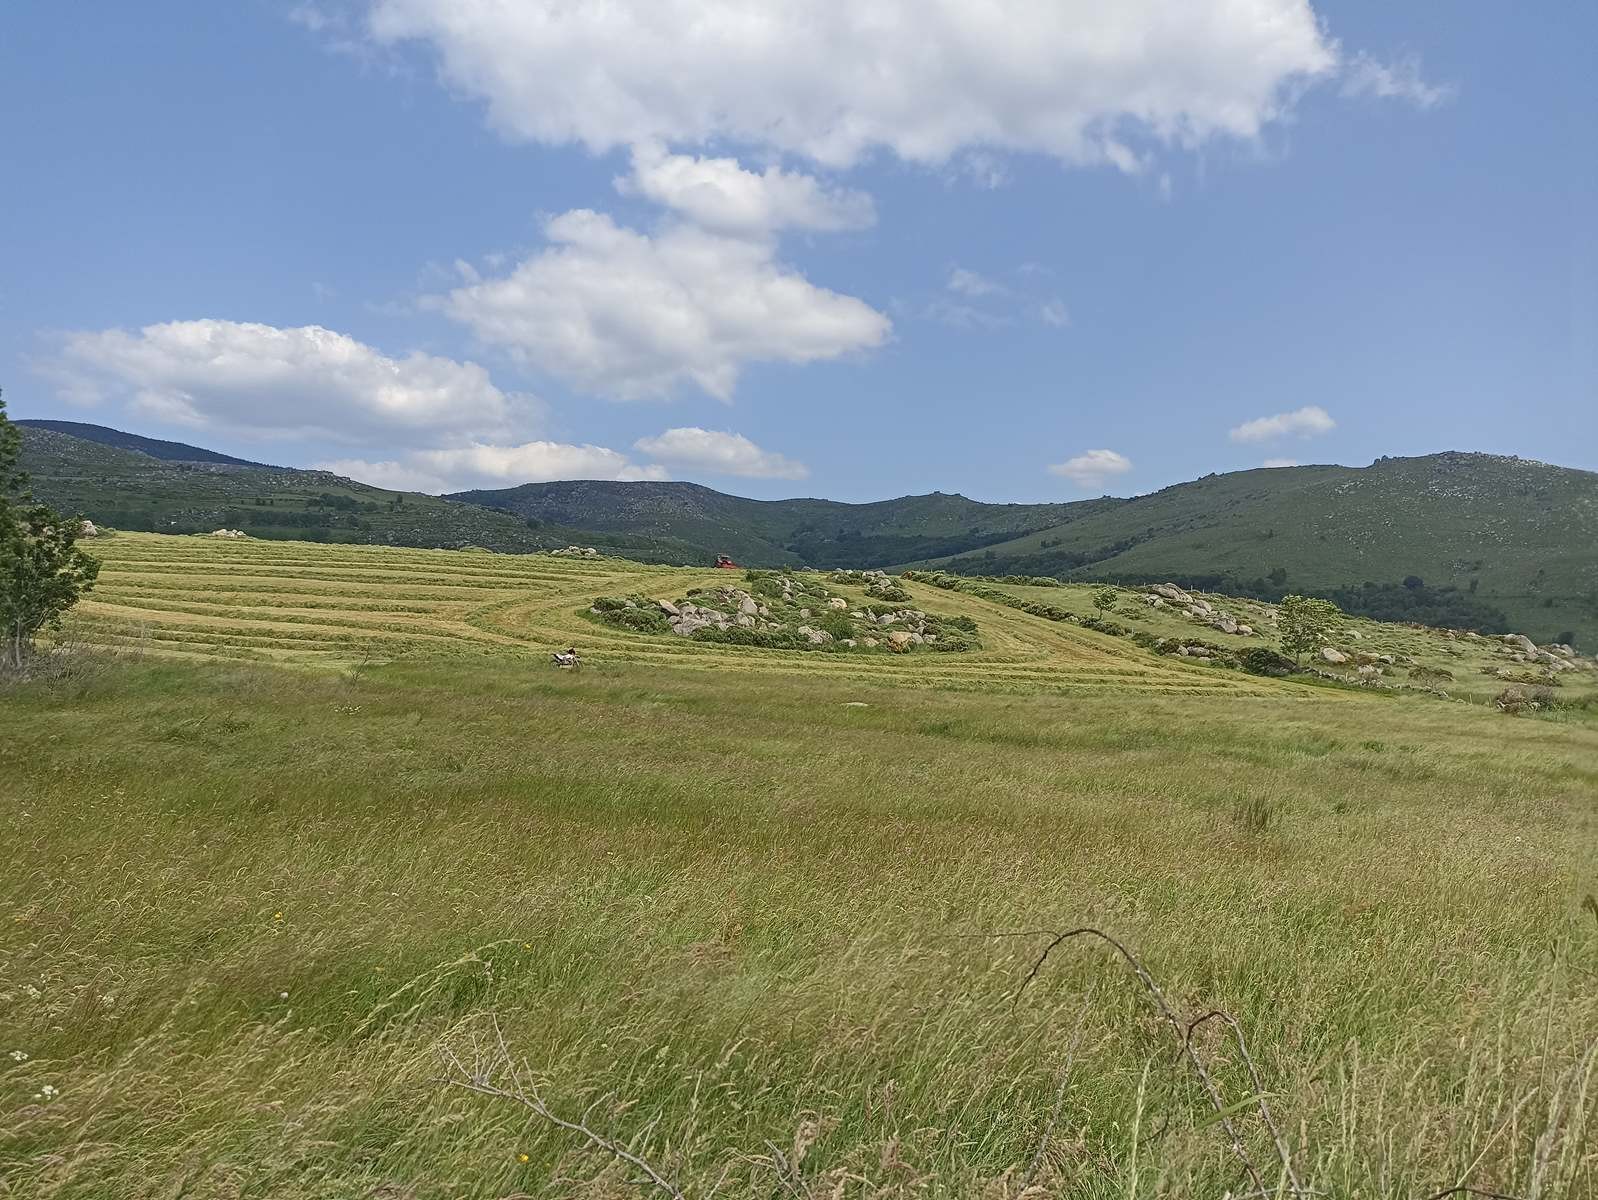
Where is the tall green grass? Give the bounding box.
[3,656,1595,1197]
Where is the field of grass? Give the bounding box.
[59,533,1284,697]
[966,580,1598,707]
[4,534,1596,1198]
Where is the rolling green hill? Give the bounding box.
[448,478,1117,567]
[14,425,696,558]
[906,453,1598,645]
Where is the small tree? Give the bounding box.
[1277,594,1340,664]
[0,391,101,670]
[1092,586,1118,615]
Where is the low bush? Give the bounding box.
[590,596,672,634]
[1240,647,1298,677]
[1496,684,1558,715]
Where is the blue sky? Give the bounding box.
[3,2,1593,501]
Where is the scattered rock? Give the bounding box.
[1318,647,1348,665]
[79,520,99,537]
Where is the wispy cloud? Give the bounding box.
[1229,405,1335,444]
[947,267,1006,298]
[1039,299,1071,328]
[1341,52,1455,109]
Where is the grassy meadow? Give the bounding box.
[3,535,1597,1198]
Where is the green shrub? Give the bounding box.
[818,612,855,641]
[1240,647,1298,677]
[1079,615,1129,637]
[590,596,672,634]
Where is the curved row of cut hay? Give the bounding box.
[70,533,1294,695]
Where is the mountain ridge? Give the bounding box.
[15,418,277,468]
[16,419,1596,643]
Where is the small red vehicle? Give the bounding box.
[714,554,740,569]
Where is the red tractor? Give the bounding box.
[714,554,740,569]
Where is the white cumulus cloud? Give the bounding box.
[1048,448,1133,490]
[435,209,891,401]
[321,440,667,494]
[1341,52,1455,109]
[620,144,874,238]
[1261,457,1301,468]
[45,319,530,446]
[1228,405,1336,443]
[362,0,1339,168]
[633,427,808,480]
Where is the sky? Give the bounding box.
[3,1,1594,502]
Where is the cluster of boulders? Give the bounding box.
[79,520,100,538]
[550,545,600,558]
[656,588,771,637]
[1497,632,1590,674]
[207,528,248,539]
[1143,583,1255,636]
[592,572,979,654]
[831,568,911,602]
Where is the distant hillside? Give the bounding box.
[15,419,274,467]
[448,479,1118,568]
[15,425,631,555]
[905,453,1598,645]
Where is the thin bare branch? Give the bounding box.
[1186,1009,1302,1195]
[443,1018,686,1200]
[999,926,1268,1194]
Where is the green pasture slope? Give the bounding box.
[906,454,1598,647]
[2,533,1596,1199]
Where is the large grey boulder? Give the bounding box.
[1319,647,1349,665]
